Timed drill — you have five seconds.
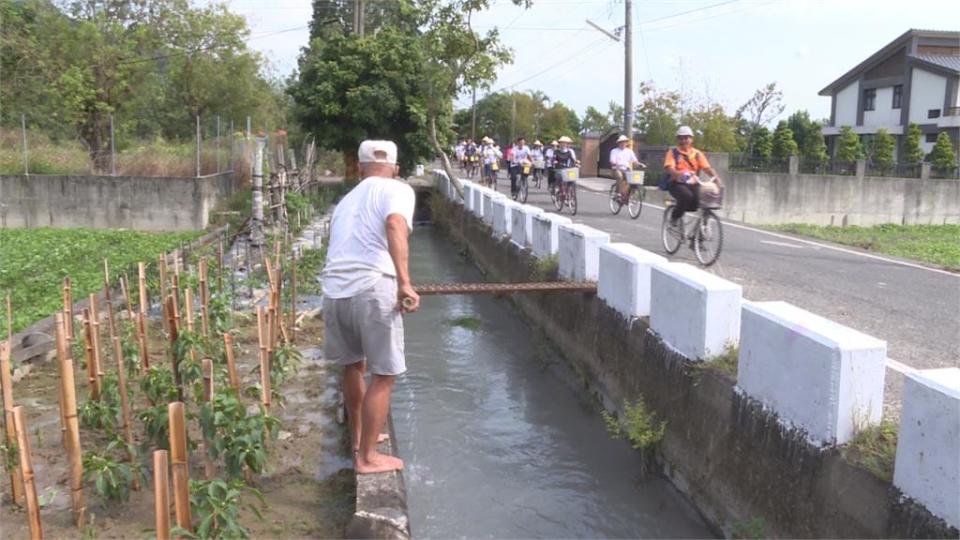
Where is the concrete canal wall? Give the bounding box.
[430,172,959,539]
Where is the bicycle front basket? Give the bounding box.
[560,168,579,182]
[626,171,645,185]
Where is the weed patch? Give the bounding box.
[731,516,768,539]
[698,342,739,377]
[445,316,482,331]
[530,255,559,282]
[841,420,898,482]
[602,397,666,450]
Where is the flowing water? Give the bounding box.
[393,228,715,539]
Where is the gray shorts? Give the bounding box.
[323,276,406,376]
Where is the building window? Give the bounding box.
[863,88,876,111]
[928,109,941,119]
[892,85,902,109]
[925,133,938,143]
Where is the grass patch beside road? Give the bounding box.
[769,223,960,272]
[0,228,202,333]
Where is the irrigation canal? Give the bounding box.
[391,227,714,538]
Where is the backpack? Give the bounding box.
[658,148,698,191]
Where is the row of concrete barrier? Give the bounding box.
[436,172,958,530]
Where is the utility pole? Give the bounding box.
[624,0,634,142]
[471,86,477,141]
[354,0,365,36]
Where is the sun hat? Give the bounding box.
[675,126,694,137]
[358,140,397,164]
[616,135,630,143]
[558,136,573,143]
[550,140,559,146]
[533,140,542,146]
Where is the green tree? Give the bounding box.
[803,123,829,166]
[581,106,613,134]
[786,110,816,154]
[928,132,957,175]
[680,104,739,152]
[871,128,896,173]
[771,121,799,164]
[635,82,680,146]
[736,82,785,129]
[540,101,580,143]
[902,123,924,165]
[835,126,864,163]
[749,126,773,163]
[290,28,433,177]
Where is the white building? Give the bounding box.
[819,29,959,160]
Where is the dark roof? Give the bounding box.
[819,29,960,95]
[909,53,960,73]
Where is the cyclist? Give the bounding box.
[481,136,501,188]
[464,138,479,176]
[530,140,545,186]
[509,137,533,197]
[609,134,644,203]
[455,140,465,169]
[545,140,558,191]
[550,136,579,192]
[663,126,722,226]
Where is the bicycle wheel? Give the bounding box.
[661,207,683,254]
[552,185,563,210]
[694,210,724,266]
[569,183,578,215]
[519,177,529,203]
[628,185,644,219]
[608,184,623,215]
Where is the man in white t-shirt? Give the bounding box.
[322,139,418,474]
[609,134,644,200]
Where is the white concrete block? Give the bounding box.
[481,189,505,226]
[650,263,742,360]
[470,185,485,217]
[894,368,960,529]
[598,243,667,318]
[531,213,573,258]
[511,204,544,248]
[557,223,610,281]
[491,198,518,238]
[736,301,886,447]
[454,179,470,204]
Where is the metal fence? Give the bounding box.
[728,153,790,174]
[0,113,258,178]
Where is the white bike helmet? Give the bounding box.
[676,126,694,137]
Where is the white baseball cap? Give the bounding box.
[616,135,630,143]
[676,126,694,137]
[358,140,398,164]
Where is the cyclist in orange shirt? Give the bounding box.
[663,125,722,225]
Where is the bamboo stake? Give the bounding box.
[199,260,209,337]
[88,295,104,392]
[81,309,101,400]
[112,337,139,491]
[153,450,171,540]
[184,289,195,333]
[256,306,270,411]
[1,340,25,505]
[165,296,183,402]
[290,249,297,344]
[201,358,215,480]
[137,312,150,371]
[63,277,74,340]
[5,293,11,344]
[168,402,192,534]
[138,263,148,319]
[158,254,168,302]
[55,315,85,527]
[52,316,68,446]
[171,274,181,327]
[223,334,240,393]
[102,260,118,351]
[12,406,42,540]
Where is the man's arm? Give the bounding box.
[386,214,419,312]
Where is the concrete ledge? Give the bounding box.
[531,212,572,258]
[557,223,609,281]
[737,301,887,446]
[893,368,960,530]
[598,244,666,319]
[470,185,485,218]
[491,198,518,239]
[480,188,505,226]
[650,263,741,360]
[345,415,411,540]
[510,204,543,249]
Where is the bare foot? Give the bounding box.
[353,433,390,454]
[355,452,404,474]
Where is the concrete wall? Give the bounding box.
[0,172,237,231]
[431,197,957,538]
[718,169,960,226]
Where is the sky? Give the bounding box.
[223,0,960,124]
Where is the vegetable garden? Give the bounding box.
[0,197,353,538]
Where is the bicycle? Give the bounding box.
[532,159,545,189]
[466,154,479,179]
[660,188,724,266]
[513,161,531,203]
[550,168,579,215]
[485,160,499,191]
[608,170,645,220]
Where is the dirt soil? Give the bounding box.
[1,305,354,539]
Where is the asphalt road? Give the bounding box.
[485,174,960,418]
